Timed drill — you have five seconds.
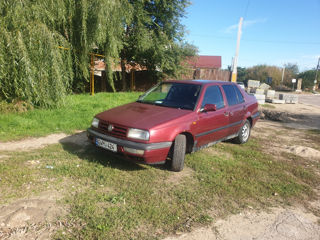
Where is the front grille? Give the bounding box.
[98,120,128,138]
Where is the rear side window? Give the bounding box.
[201,85,225,109]
[222,85,238,106]
[233,85,244,103]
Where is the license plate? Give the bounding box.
[96,138,117,152]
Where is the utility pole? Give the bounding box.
[281,67,285,84]
[231,17,243,82]
[314,57,320,91]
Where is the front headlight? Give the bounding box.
[91,117,99,128]
[127,128,150,141]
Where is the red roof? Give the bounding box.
[187,55,221,69]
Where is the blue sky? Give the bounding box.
[181,0,320,71]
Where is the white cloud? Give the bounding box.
[224,18,267,34]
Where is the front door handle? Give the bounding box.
[224,112,229,116]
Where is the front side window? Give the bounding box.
[201,85,225,109]
[222,85,238,106]
[138,82,201,110]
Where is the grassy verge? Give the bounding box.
[0,92,141,142]
[0,134,318,239]
[260,103,276,109]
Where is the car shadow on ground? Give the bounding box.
[59,131,147,171]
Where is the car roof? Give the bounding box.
[163,79,234,86]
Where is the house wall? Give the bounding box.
[181,68,230,81]
[91,68,231,93]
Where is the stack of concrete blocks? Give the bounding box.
[276,93,298,104]
[247,80,260,93]
[266,91,285,104]
[265,90,277,102]
[247,80,267,104]
[254,93,266,104]
[245,80,298,104]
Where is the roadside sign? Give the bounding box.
[292,79,296,83]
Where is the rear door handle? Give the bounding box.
[224,112,229,116]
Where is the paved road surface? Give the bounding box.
[298,94,320,107]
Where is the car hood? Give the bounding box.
[96,102,193,130]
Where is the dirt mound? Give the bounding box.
[0,191,65,239]
[0,191,64,228]
[260,109,306,122]
[285,145,320,160]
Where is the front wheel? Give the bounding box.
[171,134,186,172]
[234,120,251,144]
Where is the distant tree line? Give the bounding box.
[0,0,196,107]
[234,63,319,90]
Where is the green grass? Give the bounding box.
[260,103,276,109]
[0,92,141,142]
[1,136,318,239]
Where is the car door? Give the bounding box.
[195,85,229,147]
[221,84,246,136]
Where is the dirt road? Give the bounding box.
[299,94,320,107]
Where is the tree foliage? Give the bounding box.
[0,0,73,107]
[1,0,195,105]
[298,69,319,89]
[245,63,298,87]
[119,0,196,90]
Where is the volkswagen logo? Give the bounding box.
[107,124,114,132]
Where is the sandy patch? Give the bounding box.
[0,191,65,239]
[164,207,320,240]
[165,167,194,185]
[0,131,89,152]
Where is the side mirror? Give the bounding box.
[202,104,217,112]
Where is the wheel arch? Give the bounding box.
[177,131,194,154]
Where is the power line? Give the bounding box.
[189,34,320,45]
[243,0,250,19]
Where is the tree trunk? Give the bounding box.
[101,71,106,92]
[121,58,127,91]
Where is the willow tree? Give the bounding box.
[0,0,73,107]
[0,0,129,106]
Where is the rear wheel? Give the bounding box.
[234,120,251,144]
[171,134,186,172]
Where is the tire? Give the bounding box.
[171,134,186,172]
[234,120,251,144]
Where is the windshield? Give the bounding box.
[138,82,201,110]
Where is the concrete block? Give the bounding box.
[254,94,265,100]
[266,90,276,99]
[255,89,265,95]
[257,99,265,104]
[280,94,298,104]
[248,80,260,88]
[271,99,285,104]
[260,83,271,90]
[285,99,298,104]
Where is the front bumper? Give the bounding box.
[87,128,172,164]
